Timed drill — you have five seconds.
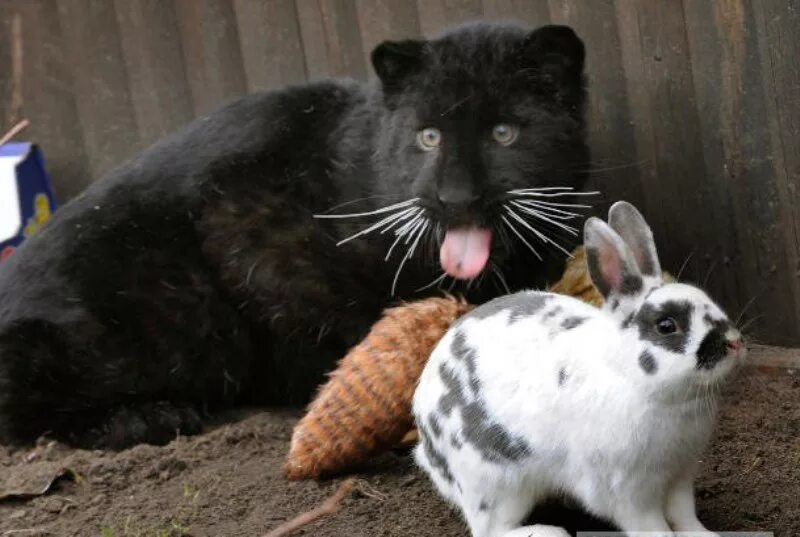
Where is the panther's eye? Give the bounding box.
[492,124,518,146]
[417,127,442,151]
[655,317,678,335]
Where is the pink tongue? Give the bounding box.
[440,228,492,280]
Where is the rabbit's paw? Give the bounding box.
[501,525,570,537]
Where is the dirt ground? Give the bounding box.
[1,355,798,537]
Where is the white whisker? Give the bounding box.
[386,213,425,260]
[392,210,423,238]
[514,199,594,210]
[490,264,511,293]
[415,271,447,293]
[316,195,406,214]
[510,186,576,192]
[391,219,428,296]
[505,207,574,258]
[500,214,543,260]
[510,202,579,235]
[508,189,600,198]
[335,206,417,246]
[512,199,584,219]
[313,197,419,219]
[409,221,430,254]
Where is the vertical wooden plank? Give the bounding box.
[415,0,483,36]
[481,0,550,27]
[295,0,368,81]
[174,0,248,115]
[0,0,92,200]
[114,0,195,144]
[613,1,712,281]
[548,0,644,218]
[751,0,800,344]
[683,0,775,335]
[0,6,20,129]
[355,0,421,78]
[682,0,758,337]
[57,0,141,180]
[233,0,308,91]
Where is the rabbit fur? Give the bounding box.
[412,201,745,537]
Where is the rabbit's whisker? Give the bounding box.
[735,293,761,327]
[702,260,718,288]
[675,248,696,281]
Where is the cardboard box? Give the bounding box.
[0,142,58,262]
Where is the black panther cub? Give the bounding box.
[0,22,590,448]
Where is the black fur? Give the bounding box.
[638,350,658,375]
[634,301,694,354]
[561,316,586,330]
[696,318,731,370]
[465,292,552,323]
[557,367,568,387]
[0,22,589,448]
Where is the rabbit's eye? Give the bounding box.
[655,317,678,335]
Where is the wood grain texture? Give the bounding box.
[296,0,368,81]
[549,0,644,217]
[174,0,248,115]
[18,0,91,201]
[56,0,141,180]
[416,0,483,36]
[115,0,194,143]
[614,1,712,281]
[234,0,308,91]
[6,0,800,345]
[355,0,421,77]
[482,0,550,26]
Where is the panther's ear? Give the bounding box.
[371,39,428,88]
[520,25,585,86]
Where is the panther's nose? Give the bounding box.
[436,186,480,208]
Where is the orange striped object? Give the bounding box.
[285,295,474,480]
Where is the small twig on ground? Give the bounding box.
[0,119,30,148]
[354,479,388,501]
[262,478,356,537]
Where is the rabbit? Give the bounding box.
[412,201,745,537]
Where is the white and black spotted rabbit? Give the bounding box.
[413,201,745,537]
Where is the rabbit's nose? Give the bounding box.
[726,339,742,352]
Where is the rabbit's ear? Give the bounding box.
[584,217,644,298]
[607,201,661,279]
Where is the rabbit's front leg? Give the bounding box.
[501,525,570,537]
[665,475,716,534]
[611,502,673,535]
[460,480,543,537]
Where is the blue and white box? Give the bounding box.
[0,142,57,262]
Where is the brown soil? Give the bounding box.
[1,363,798,537]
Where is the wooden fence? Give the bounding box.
[1,0,798,346]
